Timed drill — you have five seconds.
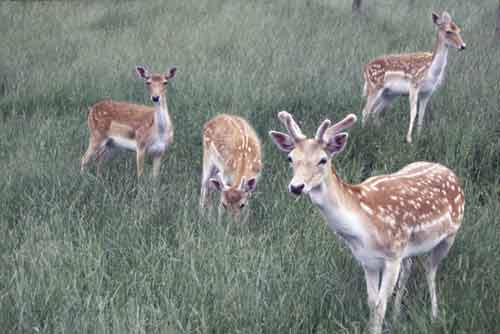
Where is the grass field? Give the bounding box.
[1,0,500,333]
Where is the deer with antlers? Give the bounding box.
[269,111,464,334]
[80,65,176,177]
[200,114,262,217]
[361,11,466,143]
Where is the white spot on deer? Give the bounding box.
[360,202,374,215]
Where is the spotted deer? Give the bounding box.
[269,111,464,334]
[361,11,466,143]
[200,114,262,217]
[80,65,176,177]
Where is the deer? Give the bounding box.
[361,11,466,143]
[200,114,262,218]
[269,111,464,334]
[80,65,176,177]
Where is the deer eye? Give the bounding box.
[318,157,327,165]
[446,31,453,35]
[146,81,152,85]
[163,81,168,85]
[287,156,293,163]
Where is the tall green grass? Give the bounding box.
[1,0,499,333]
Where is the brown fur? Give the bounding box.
[80,66,176,177]
[200,114,262,214]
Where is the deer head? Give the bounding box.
[208,172,257,213]
[269,111,357,195]
[432,11,466,50]
[135,65,177,103]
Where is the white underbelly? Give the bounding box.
[351,246,385,270]
[402,234,447,258]
[384,79,410,95]
[109,136,137,151]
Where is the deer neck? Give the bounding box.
[154,96,173,141]
[429,33,449,79]
[309,165,369,244]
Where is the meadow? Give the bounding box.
[1,0,499,333]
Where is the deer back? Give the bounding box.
[203,114,262,183]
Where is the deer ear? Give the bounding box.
[325,132,349,156]
[432,12,441,25]
[166,67,177,80]
[269,131,295,152]
[135,66,149,79]
[245,177,257,192]
[208,178,223,191]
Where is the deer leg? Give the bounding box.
[152,154,162,178]
[200,156,217,210]
[406,87,419,143]
[364,267,381,311]
[361,91,378,127]
[393,257,414,320]
[368,260,401,334]
[424,234,456,320]
[95,145,114,177]
[417,93,431,136]
[81,137,104,174]
[136,147,146,177]
[371,93,395,127]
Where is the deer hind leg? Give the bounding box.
[95,143,115,177]
[362,89,385,127]
[416,93,431,136]
[364,267,381,311]
[406,87,419,143]
[424,234,456,320]
[371,91,396,127]
[369,260,401,334]
[81,136,106,174]
[199,154,217,210]
[393,257,414,320]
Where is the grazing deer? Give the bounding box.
[200,114,262,217]
[361,11,466,143]
[269,111,464,334]
[80,65,176,177]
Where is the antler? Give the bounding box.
[323,114,357,139]
[315,119,331,142]
[277,111,306,141]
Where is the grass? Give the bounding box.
[1,0,499,333]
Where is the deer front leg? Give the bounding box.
[406,87,419,143]
[136,147,146,177]
[368,260,401,334]
[417,93,431,136]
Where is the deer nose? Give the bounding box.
[151,96,160,102]
[460,43,466,50]
[289,184,305,195]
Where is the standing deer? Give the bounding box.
[80,65,176,177]
[269,111,464,334]
[200,114,262,217]
[361,11,466,143]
